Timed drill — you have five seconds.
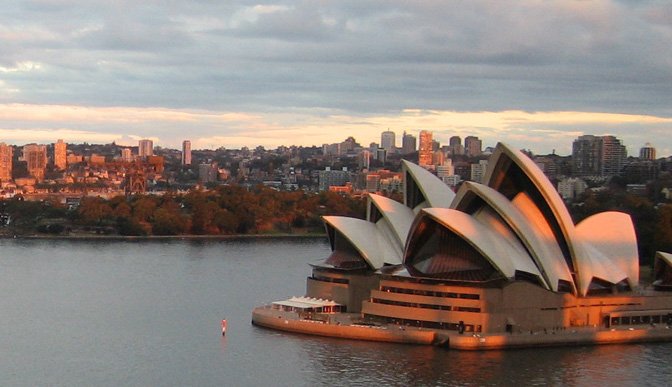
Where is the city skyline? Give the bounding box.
[0,132,668,160]
[0,2,671,155]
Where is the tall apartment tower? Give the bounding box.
[572,135,627,177]
[640,143,656,160]
[601,135,627,176]
[0,143,13,181]
[448,136,464,155]
[22,144,47,182]
[121,148,133,162]
[182,140,192,165]
[418,130,433,166]
[54,139,67,170]
[464,136,482,157]
[401,131,416,155]
[381,130,396,152]
[138,139,153,157]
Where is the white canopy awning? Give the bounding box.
[272,296,341,310]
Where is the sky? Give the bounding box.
[1,0,671,156]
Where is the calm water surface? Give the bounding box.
[0,238,670,386]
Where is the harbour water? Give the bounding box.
[0,238,670,386]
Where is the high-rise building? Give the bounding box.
[572,135,601,176]
[199,162,218,183]
[138,139,153,157]
[340,137,358,155]
[601,136,627,176]
[640,143,656,160]
[0,143,13,181]
[182,140,192,165]
[470,159,488,183]
[401,131,417,155]
[22,144,47,182]
[376,148,387,164]
[464,136,482,157]
[448,136,464,155]
[572,135,627,177]
[121,148,133,162]
[358,150,371,170]
[54,139,67,170]
[418,130,433,166]
[433,150,445,166]
[381,130,396,152]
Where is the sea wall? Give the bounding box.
[251,307,436,345]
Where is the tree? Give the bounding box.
[655,204,672,256]
[78,197,113,225]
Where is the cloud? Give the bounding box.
[0,102,669,155]
[0,1,669,156]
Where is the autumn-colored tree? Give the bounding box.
[78,197,114,225]
[131,196,158,223]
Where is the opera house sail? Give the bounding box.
[252,143,672,350]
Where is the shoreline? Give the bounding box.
[0,233,327,241]
[251,307,672,350]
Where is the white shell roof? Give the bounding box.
[576,212,639,289]
[414,208,544,281]
[323,216,401,268]
[402,160,455,210]
[483,143,593,295]
[656,251,672,266]
[453,182,574,292]
[368,194,416,250]
[654,251,672,281]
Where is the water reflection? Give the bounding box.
[297,336,672,386]
[0,238,669,386]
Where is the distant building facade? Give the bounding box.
[557,177,588,200]
[0,143,12,181]
[572,135,626,177]
[138,139,154,157]
[121,148,133,162]
[401,131,416,155]
[54,139,67,170]
[470,159,488,183]
[381,131,396,152]
[182,140,192,165]
[22,144,47,182]
[448,136,464,156]
[418,130,433,166]
[318,168,351,191]
[464,136,482,157]
[640,143,656,160]
[199,162,218,183]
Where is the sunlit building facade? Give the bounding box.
[22,144,48,182]
[0,143,13,181]
[54,139,67,170]
[418,130,433,166]
[261,143,672,340]
[182,140,192,165]
[138,139,153,157]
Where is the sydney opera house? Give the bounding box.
[252,143,672,349]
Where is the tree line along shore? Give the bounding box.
[1,185,364,239]
[1,184,670,267]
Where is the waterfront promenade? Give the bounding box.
[252,306,672,350]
